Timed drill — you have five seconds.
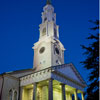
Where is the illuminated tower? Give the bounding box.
[33,0,65,71]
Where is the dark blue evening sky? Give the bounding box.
[0,0,99,83]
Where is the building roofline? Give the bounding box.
[0,68,36,76]
[70,63,87,85]
[0,73,19,80]
[19,63,87,86]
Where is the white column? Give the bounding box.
[61,84,66,100]
[74,89,78,100]
[81,92,85,100]
[20,87,24,100]
[48,78,53,100]
[69,93,72,100]
[33,83,37,100]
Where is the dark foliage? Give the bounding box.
[81,20,99,100]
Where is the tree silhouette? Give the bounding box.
[81,20,99,100]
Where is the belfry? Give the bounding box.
[0,0,86,100]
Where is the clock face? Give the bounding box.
[42,28,46,36]
[55,48,59,55]
[39,47,45,54]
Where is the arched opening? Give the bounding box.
[14,91,17,100]
[9,89,13,100]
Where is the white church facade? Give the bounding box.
[0,0,86,100]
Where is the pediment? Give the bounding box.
[54,63,85,84]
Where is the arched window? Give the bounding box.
[42,27,46,36]
[54,28,57,38]
[14,91,17,100]
[44,17,47,22]
[9,89,13,100]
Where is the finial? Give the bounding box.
[47,0,51,5]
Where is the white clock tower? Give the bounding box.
[33,0,65,71]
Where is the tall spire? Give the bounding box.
[47,0,51,5]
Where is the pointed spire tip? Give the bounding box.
[47,0,51,5]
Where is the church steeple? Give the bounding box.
[33,1,65,71]
[47,0,51,5]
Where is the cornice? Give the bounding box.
[20,63,86,88]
